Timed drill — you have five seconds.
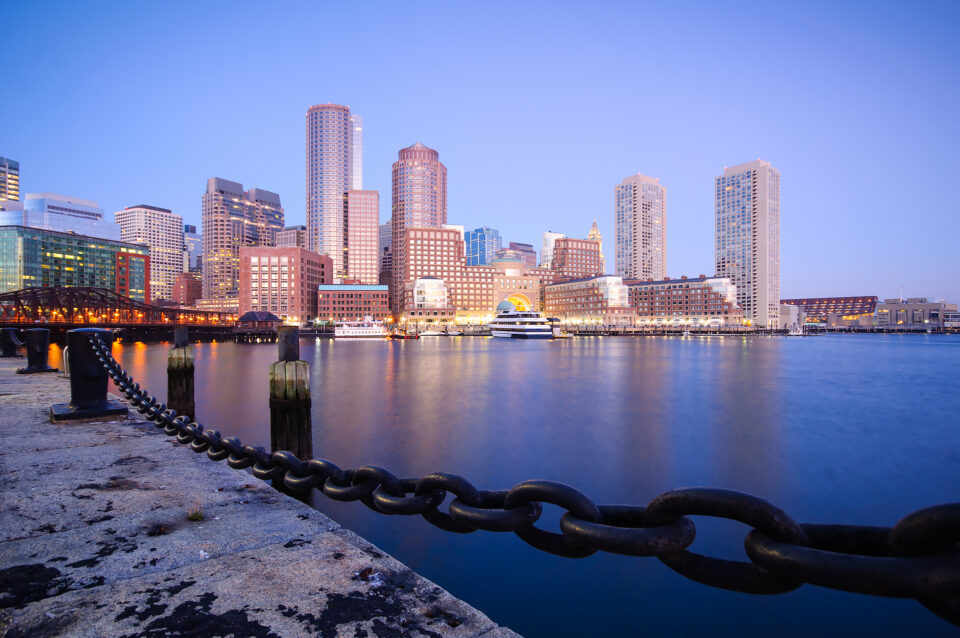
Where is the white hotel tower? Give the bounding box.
[615,173,666,281]
[715,159,781,329]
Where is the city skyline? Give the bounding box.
[3,2,958,301]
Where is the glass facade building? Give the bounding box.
[465,226,501,266]
[0,225,150,302]
[306,103,354,277]
[0,156,19,204]
[0,193,120,240]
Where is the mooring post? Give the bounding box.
[167,327,195,422]
[1,328,24,358]
[17,328,58,374]
[51,328,128,422]
[269,326,312,461]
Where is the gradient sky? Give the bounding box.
[3,1,958,301]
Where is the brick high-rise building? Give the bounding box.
[615,173,666,280]
[551,236,604,280]
[173,272,202,306]
[238,246,331,325]
[346,190,379,284]
[391,143,447,311]
[115,205,184,302]
[716,160,780,328]
[201,177,283,303]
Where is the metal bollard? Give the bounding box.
[1,328,24,358]
[51,328,128,422]
[167,327,195,422]
[269,326,312,461]
[17,328,58,374]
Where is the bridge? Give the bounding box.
[0,287,237,337]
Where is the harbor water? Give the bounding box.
[97,334,960,636]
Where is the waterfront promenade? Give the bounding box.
[0,358,519,637]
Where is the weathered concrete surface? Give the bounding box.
[0,358,520,637]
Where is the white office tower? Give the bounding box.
[715,160,781,328]
[615,173,666,280]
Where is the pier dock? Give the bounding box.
[0,358,519,637]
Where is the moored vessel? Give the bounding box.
[488,301,553,339]
[334,316,388,339]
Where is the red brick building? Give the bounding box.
[544,275,636,325]
[625,275,743,325]
[173,272,202,307]
[317,284,390,322]
[238,246,332,325]
[551,237,604,280]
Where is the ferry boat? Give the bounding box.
[334,316,388,339]
[488,301,553,339]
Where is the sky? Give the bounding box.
[3,0,959,301]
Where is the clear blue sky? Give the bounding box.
[4,1,958,301]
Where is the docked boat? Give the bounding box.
[488,301,553,339]
[334,317,388,339]
[419,329,444,337]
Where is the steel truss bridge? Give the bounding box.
[0,287,237,329]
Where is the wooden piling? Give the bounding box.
[268,326,312,461]
[167,327,195,422]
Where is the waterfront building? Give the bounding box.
[391,143,447,311]
[551,235,604,280]
[183,224,202,273]
[396,227,556,323]
[0,225,150,302]
[346,190,379,284]
[201,177,284,304]
[0,157,19,204]
[277,225,307,248]
[624,275,743,327]
[317,283,389,322]
[615,173,666,281]
[351,114,363,190]
[781,297,877,324]
[306,103,354,276]
[540,231,565,268]
[507,242,537,268]
[173,272,202,307]
[465,227,502,265]
[115,205,184,302]
[195,298,239,313]
[0,193,120,240]
[409,277,456,322]
[716,159,781,328]
[544,275,636,325]
[238,246,332,325]
[876,298,959,329]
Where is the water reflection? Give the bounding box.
[85,335,960,636]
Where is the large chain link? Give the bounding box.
[88,335,960,626]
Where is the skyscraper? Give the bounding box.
[183,224,202,272]
[306,103,353,275]
[115,205,184,302]
[201,177,283,303]
[0,157,20,204]
[615,173,666,281]
[345,190,379,284]
[378,221,392,276]
[351,115,363,190]
[465,227,501,265]
[277,225,307,248]
[541,231,565,268]
[391,142,447,310]
[715,159,781,328]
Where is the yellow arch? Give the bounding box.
[506,294,531,311]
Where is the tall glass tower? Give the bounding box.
[306,104,353,278]
[465,227,501,265]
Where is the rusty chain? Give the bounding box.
[88,334,960,626]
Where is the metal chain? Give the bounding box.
[88,334,960,626]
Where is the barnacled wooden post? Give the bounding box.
[269,326,312,461]
[167,327,195,422]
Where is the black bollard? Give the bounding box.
[269,326,312,461]
[167,327,195,422]
[1,328,24,358]
[17,328,58,374]
[51,328,128,422]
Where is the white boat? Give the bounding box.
[334,317,388,339]
[488,301,553,339]
[787,324,804,336]
[419,329,444,336]
[446,329,463,336]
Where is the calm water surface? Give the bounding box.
[105,334,960,636]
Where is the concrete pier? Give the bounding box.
[0,358,519,637]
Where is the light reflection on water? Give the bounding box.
[101,335,960,636]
